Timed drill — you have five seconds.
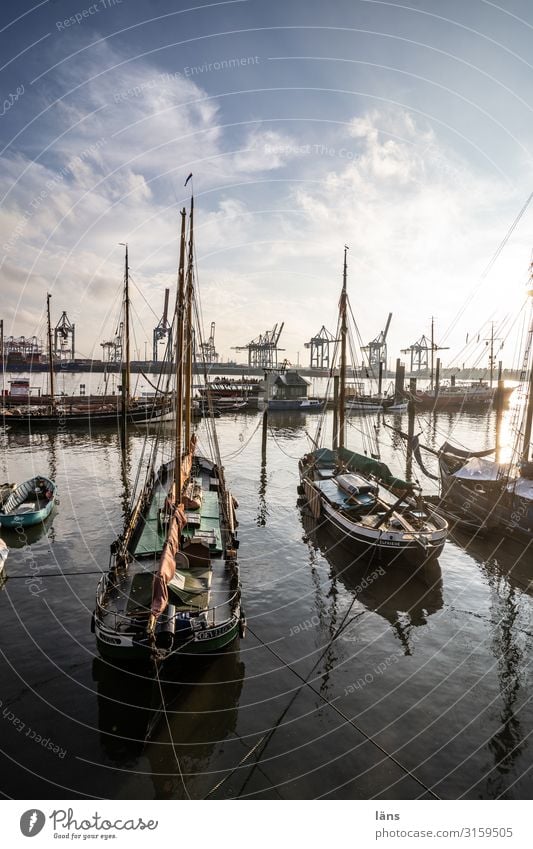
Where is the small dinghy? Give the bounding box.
[0,476,56,528]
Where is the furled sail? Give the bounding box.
[151,506,187,619]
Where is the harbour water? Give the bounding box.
[1,383,532,799]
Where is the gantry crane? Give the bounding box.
[198,321,219,363]
[401,318,449,386]
[362,312,392,373]
[233,323,285,368]
[304,325,337,369]
[153,288,171,362]
[54,311,75,360]
[101,322,123,363]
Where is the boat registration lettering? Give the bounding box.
[196,621,233,641]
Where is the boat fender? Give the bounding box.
[90,612,95,634]
[155,604,176,650]
[239,613,247,639]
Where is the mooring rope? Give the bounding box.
[153,657,192,800]
[244,622,440,800]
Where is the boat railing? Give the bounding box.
[95,580,240,630]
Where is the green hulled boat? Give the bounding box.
[93,194,245,663]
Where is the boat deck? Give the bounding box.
[100,463,232,631]
[99,554,233,629]
[132,478,223,558]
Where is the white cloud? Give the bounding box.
[0,39,529,369]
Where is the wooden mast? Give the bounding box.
[0,319,4,399]
[521,270,533,464]
[185,195,194,448]
[174,209,187,500]
[46,293,55,410]
[120,244,130,433]
[337,246,348,451]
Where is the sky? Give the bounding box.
[1,0,533,370]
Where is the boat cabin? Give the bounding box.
[272,370,309,401]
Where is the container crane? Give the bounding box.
[233,322,285,368]
[153,288,171,362]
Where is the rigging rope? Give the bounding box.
[153,658,191,800]
[242,621,440,800]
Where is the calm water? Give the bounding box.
[1,393,532,800]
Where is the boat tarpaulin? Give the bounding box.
[440,441,495,459]
[451,457,511,481]
[308,447,413,490]
[508,478,533,500]
[151,506,187,617]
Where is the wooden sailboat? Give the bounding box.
[1,265,169,431]
[93,198,245,662]
[299,248,448,567]
[439,263,533,540]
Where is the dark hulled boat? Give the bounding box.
[299,248,448,568]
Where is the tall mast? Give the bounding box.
[185,195,194,448]
[489,322,494,389]
[338,246,348,451]
[46,293,55,409]
[120,244,130,430]
[521,272,533,465]
[430,316,434,391]
[0,319,4,399]
[174,209,187,499]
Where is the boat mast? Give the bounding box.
[184,195,194,448]
[0,319,4,399]
[174,209,187,500]
[46,293,55,409]
[120,244,130,432]
[338,246,348,451]
[521,272,533,464]
[430,316,434,391]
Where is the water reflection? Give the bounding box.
[437,525,528,795]
[0,511,56,549]
[301,510,443,656]
[94,650,245,799]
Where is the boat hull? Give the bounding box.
[95,617,240,661]
[1,406,170,430]
[0,476,56,527]
[439,456,533,541]
[302,478,446,568]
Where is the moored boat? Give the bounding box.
[438,261,533,541]
[299,248,448,568]
[93,194,245,664]
[0,476,56,528]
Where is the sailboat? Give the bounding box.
[93,197,245,662]
[299,248,448,568]
[439,263,533,540]
[2,262,169,431]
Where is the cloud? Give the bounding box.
[0,36,528,367]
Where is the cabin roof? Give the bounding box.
[274,370,309,387]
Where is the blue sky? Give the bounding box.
[1,0,533,368]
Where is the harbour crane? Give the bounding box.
[401,318,449,388]
[54,311,75,361]
[198,321,219,363]
[304,325,337,369]
[233,322,285,368]
[153,288,171,362]
[362,312,392,372]
[101,322,123,363]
